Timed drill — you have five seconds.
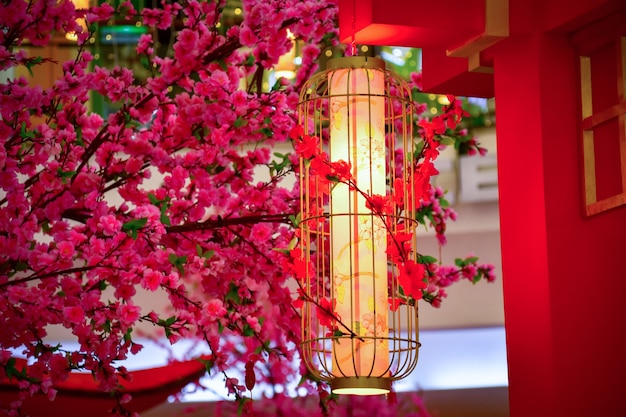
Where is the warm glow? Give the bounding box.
[328,64,389,382]
[438,95,451,105]
[274,30,297,80]
[65,0,90,42]
[332,387,389,395]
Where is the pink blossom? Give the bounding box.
[136,34,153,55]
[249,223,272,243]
[141,8,161,27]
[239,26,259,47]
[141,268,162,291]
[85,3,114,22]
[246,316,261,333]
[98,214,121,236]
[177,29,199,51]
[63,306,84,324]
[49,354,69,383]
[118,304,141,327]
[56,241,74,260]
[225,377,245,395]
[204,299,227,320]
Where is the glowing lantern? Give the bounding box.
[297,56,420,395]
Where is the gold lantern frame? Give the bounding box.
[297,56,420,395]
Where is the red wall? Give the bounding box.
[338,1,626,415]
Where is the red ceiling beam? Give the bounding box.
[338,0,508,98]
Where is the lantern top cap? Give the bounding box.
[327,56,386,71]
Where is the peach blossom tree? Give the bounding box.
[0,1,494,416]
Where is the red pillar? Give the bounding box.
[494,25,626,417]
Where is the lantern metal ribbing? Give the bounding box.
[297,56,419,395]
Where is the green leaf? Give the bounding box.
[25,56,43,77]
[287,236,298,251]
[438,135,456,146]
[417,255,438,264]
[148,193,172,226]
[242,323,255,337]
[160,204,171,227]
[271,79,285,91]
[198,357,215,375]
[237,397,251,417]
[57,168,76,183]
[75,126,84,147]
[234,116,248,128]
[269,152,291,174]
[15,261,29,272]
[148,193,161,205]
[5,357,18,380]
[225,282,242,304]
[122,217,148,240]
[258,127,274,138]
[216,59,228,71]
[416,206,432,225]
[288,213,301,227]
[122,217,148,231]
[139,55,151,70]
[20,122,35,139]
[157,316,178,339]
[168,253,187,275]
[413,140,425,159]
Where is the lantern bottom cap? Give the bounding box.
[330,376,391,396]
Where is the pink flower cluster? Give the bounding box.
[0,0,338,414]
[0,0,493,415]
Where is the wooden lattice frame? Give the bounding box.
[579,37,626,216]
